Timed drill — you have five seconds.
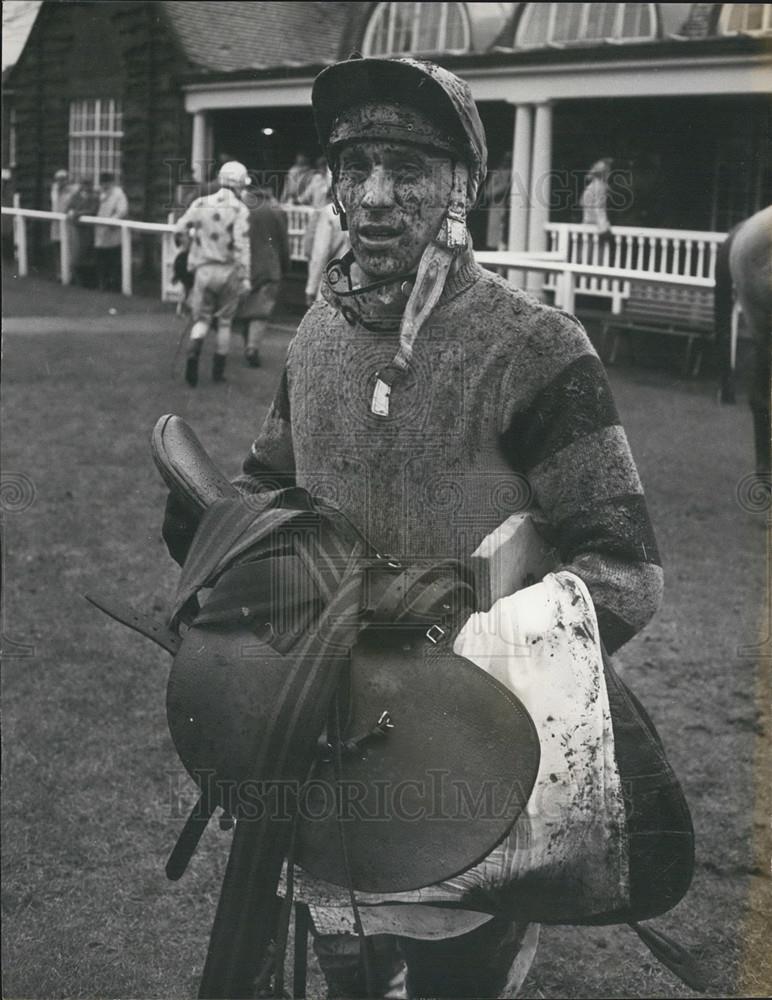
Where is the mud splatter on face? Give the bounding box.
[336,140,453,281]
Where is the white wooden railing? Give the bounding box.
[2,200,727,315]
[544,222,727,313]
[283,204,315,261]
[2,198,313,300]
[3,195,178,298]
[474,252,715,315]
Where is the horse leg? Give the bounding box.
[748,320,772,477]
[714,229,737,404]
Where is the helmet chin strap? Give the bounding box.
[371,162,469,416]
[324,161,471,417]
[322,251,418,332]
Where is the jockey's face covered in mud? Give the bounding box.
[335,140,453,281]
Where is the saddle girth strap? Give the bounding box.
[197,568,366,999]
[84,593,181,655]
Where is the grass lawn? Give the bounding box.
[1,295,770,998]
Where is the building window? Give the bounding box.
[68,99,123,184]
[515,3,657,47]
[720,4,772,34]
[363,2,471,56]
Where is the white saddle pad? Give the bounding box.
[288,571,629,934]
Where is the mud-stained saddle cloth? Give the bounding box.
[289,567,693,937]
[283,570,630,934]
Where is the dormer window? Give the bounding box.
[514,3,657,48]
[363,2,471,56]
[719,4,772,34]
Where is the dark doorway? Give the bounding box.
[552,95,771,231]
[211,106,321,196]
[469,100,515,249]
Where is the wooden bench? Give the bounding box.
[600,283,714,376]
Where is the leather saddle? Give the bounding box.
[89,414,541,998]
[87,415,705,997]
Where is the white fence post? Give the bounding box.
[60,218,72,285]
[562,271,576,314]
[121,225,132,296]
[12,194,28,277]
[161,211,176,302]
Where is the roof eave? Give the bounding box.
[179,33,771,88]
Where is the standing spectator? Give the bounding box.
[94,171,128,291]
[304,201,348,306]
[66,179,99,287]
[299,156,332,210]
[483,150,512,250]
[299,155,333,259]
[49,169,77,277]
[234,183,290,368]
[581,158,614,248]
[173,160,251,387]
[280,152,312,204]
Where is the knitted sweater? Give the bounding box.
[237,251,663,653]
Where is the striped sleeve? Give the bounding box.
[232,349,296,495]
[499,316,663,653]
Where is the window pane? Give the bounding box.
[445,4,466,49]
[371,4,389,53]
[621,3,651,38]
[87,137,96,181]
[553,3,584,41]
[519,3,551,44]
[416,2,433,50]
[585,3,617,38]
[725,4,768,31]
[392,2,413,51]
[747,4,764,30]
[519,2,656,44]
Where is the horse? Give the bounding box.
[714,205,772,478]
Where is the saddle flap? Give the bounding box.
[171,498,311,624]
[296,629,540,893]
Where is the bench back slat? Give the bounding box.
[624,284,714,329]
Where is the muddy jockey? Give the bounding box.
[90,55,703,999]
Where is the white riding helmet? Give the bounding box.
[217,160,250,191]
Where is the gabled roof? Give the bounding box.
[160,0,356,72]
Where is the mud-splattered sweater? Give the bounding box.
[236,251,663,653]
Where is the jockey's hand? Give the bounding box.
[240,277,252,296]
[162,491,201,566]
[305,292,316,308]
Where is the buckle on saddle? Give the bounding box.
[426,624,446,645]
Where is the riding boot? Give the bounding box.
[312,933,407,999]
[185,340,203,388]
[212,353,228,383]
